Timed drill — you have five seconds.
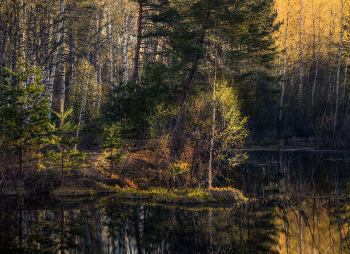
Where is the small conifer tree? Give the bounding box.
[42,102,87,191]
[100,124,125,178]
[0,58,50,186]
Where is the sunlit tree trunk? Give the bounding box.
[279,0,290,121]
[343,33,350,119]
[208,48,217,189]
[333,0,344,137]
[311,7,320,109]
[298,0,303,104]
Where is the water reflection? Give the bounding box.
[1,151,350,253]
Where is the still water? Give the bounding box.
[1,150,350,253]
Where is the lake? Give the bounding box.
[1,150,350,253]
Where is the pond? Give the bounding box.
[1,150,350,253]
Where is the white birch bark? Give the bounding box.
[96,9,103,108]
[19,0,26,61]
[27,4,35,85]
[85,12,91,62]
[208,64,216,189]
[75,62,89,149]
[333,0,344,137]
[76,10,93,144]
[122,12,134,84]
[279,0,290,121]
[60,31,66,110]
[107,6,115,85]
[40,4,52,87]
[48,0,66,114]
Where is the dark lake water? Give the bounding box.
[1,150,350,253]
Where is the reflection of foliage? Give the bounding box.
[4,196,347,254]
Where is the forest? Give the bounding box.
[1,0,350,194]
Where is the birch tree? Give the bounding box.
[48,0,66,114]
[279,0,290,121]
[333,0,344,137]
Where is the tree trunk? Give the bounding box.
[48,0,66,115]
[132,3,143,84]
[60,31,66,110]
[208,46,217,189]
[96,8,103,108]
[333,0,344,137]
[279,0,290,121]
[311,9,320,109]
[298,0,303,104]
[19,0,26,61]
[122,11,134,84]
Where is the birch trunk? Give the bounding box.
[96,9,102,108]
[67,1,77,108]
[208,48,217,189]
[122,12,134,84]
[132,3,143,84]
[333,0,344,137]
[85,12,91,63]
[107,7,115,85]
[48,0,66,114]
[28,4,36,87]
[279,0,290,121]
[19,0,26,61]
[60,31,65,110]
[40,4,52,87]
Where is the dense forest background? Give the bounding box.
[2,0,350,142]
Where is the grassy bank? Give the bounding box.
[53,186,246,204]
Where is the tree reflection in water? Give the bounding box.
[1,151,350,253]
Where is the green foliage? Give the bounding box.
[215,82,249,168]
[147,79,249,188]
[101,123,125,168]
[0,57,50,176]
[41,102,87,186]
